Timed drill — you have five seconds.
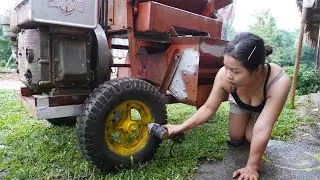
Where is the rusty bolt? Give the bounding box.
[184,72,187,75]
[186,81,189,84]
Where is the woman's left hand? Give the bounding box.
[232,166,259,180]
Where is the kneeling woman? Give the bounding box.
[164,32,291,180]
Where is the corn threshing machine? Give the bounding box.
[6,0,232,171]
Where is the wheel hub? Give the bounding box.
[105,100,152,156]
[122,121,138,133]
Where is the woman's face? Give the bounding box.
[223,55,256,87]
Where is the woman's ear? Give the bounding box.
[254,65,263,74]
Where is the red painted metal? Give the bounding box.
[127,0,139,77]
[117,49,168,85]
[135,2,222,38]
[139,0,232,16]
[159,49,182,94]
[198,38,227,85]
[109,0,230,107]
[21,87,32,97]
[215,0,233,11]
[139,0,210,15]
[107,0,128,32]
[117,36,226,107]
[196,85,213,108]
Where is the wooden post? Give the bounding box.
[290,7,308,109]
[316,25,320,70]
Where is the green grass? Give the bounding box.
[0,90,310,179]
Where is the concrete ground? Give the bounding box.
[0,72,24,90]
[194,140,320,180]
[0,80,25,90]
[194,92,320,180]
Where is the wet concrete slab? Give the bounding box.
[194,140,320,180]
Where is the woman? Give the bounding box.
[163,32,291,180]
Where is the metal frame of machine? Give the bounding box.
[8,0,233,172]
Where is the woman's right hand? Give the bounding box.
[162,124,185,137]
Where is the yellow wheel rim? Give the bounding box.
[105,100,153,156]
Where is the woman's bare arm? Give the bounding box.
[246,74,291,170]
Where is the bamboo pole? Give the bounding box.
[316,25,320,70]
[290,7,308,109]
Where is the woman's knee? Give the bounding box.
[245,114,258,143]
[228,132,245,142]
[228,114,250,141]
[245,132,252,143]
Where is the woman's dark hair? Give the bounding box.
[224,32,273,72]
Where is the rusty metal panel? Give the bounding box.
[168,47,199,105]
[215,0,233,11]
[198,38,227,85]
[141,53,168,84]
[107,0,114,26]
[139,0,232,15]
[135,2,222,38]
[166,37,226,105]
[160,50,182,93]
[107,0,128,32]
[196,85,212,108]
[117,36,226,107]
[117,50,168,85]
[139,0,210,15]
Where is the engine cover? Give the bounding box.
[52,37,91,88]
[17,28,92,92]
[17,29,48,90]
[13,0,98,29]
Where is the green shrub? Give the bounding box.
[0,60,6,67]
[284,65,320,95]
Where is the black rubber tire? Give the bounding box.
[47,117,77,126]
[76,78,167,172]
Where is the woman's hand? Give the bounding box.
[162,124,185,137]
[232,165,259,180]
